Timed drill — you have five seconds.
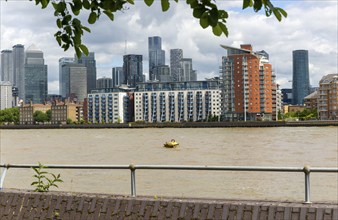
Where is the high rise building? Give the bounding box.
[181,58,197,81]
[152,65,171,82]
[123,54,144,87]
[148,36,165,81]
[112,67,124,87]
[1,50,13,83]
[292,50,310,105]
[317,74,338,120]
[0,81,12,110]
[12,44,25,100]
[59,57,74,98]
[170,49,183,82]
[24,45,48,104]
[60,63,87,102]
[96,77,113,89]
[75,52,97,93]
[220,44,274,121]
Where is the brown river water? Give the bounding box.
[0,127,337,202]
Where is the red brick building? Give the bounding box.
[220,44,275,121]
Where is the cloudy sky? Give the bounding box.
[0,0,337,94]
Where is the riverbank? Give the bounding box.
[0,189,337,219]
[1,120,338,129]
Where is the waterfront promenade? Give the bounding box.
[1,120,338,129]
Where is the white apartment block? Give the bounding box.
[134,89,221,123]
[87,92,129,123]
[0,81,13,110]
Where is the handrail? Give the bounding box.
[1,163,337,203]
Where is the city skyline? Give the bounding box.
[0,1,337,94]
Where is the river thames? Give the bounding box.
[0,127,337,202]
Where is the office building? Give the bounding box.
[148,36,165,81]
[24,45,48,104]
[220,44,274,121]
[281,88,292,104]
[0,81,12,110]
[1,50,13,83]
[112,67,124,87]
[181,58,197,81]
[170,49,183,82]
[60,63,87,102]
[59,57,75,98]
[292,50,310,105]
[317,74,338,120]
[12,44,25,100]
[134,81,221,123]
[123,54,144,87]
[75,52,97,93]
[152,65,171,82]
[96,77,113,89]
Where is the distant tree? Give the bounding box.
[66,118,73,124]
[31,0,287,57]
[46,109,52,122]
[0,108,19,124]
[33,111,48,123]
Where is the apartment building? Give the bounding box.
[87,90,131,124]
[134,81,221,123]
[318,74,338,120]
[220,44,275,121]
[51,102,83,124]
[19,103,51,125]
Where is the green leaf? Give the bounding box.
[199,15,209,29]
[88,12,97,24]
[56,19,62,28]
[243,0,252,9]
[103,10,114,21]
[75,46,82,58]
[79,44,89,56]
[127,0,134,4]
[31,181,39,185]
[83,0,90,9]
[218,22,228,37]
[212,24,222,36]
[161,0,170,12]
[253,0,262,12]
[276,7,287,18]
[144,0,154,7]
[193,7,205,19]
[40,0,49,9]
[81,25,91,33]
[272,8,281,21]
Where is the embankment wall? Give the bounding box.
[0,189,337,219]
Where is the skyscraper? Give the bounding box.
[12,44,25,100]
[181,58,196,81]
[292,50,310,105]
[123,54,144,87]
[24,45,48,104]
[112,67,124,87]
[96,77,113,89]
[0,81,12,110]
[148,36,165,81]
[0,50,13,83]
[170,49,183,82]
[60,62,87,102]
[59,57,75,97]
[220,44,274,121]
[75,52,97,93]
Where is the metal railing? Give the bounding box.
[0,164,337,203]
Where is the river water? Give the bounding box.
[0,127,337,202]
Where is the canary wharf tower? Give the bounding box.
[292,50,310,105]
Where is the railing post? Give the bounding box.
[129,164,136,197]
[0,166,9,190]
[303,165,311,204]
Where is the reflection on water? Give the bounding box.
[0,127,337,202]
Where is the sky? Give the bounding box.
[0,0,337,95]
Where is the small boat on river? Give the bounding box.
[163,139,179,148]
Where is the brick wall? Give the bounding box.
[0,189,337,219]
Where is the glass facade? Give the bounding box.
[292,50,310,105]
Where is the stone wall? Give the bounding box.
[0,189,337,219]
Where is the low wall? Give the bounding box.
[0,189,337,219]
